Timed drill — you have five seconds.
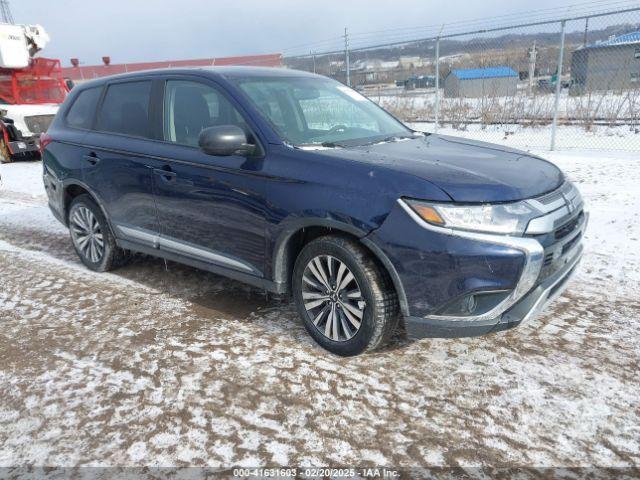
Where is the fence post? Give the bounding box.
[344,27,351,87]
[550,20,566,151]
[434,37,441,133]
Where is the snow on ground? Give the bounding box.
[0,161,45,198]
[0,146,639,469]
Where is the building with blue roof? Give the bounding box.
[571,31,640,93]
[583,31,640,49]
[444,66,519,98]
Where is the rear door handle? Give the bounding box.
[83,153,100,165]
[153,168,177,181]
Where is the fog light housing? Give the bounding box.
[436,290,511,317]
[461,294,477,314]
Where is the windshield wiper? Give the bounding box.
[358,135,412,146]
[297,135,419,149]
[383,134,416,142]
[294,141,346,149]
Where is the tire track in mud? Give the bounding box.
[0,200,639,467]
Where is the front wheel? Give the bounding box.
[292,235,399,356]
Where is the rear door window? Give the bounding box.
[65,87,102,129]
[96,81,152,138]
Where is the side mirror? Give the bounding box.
[198,125,254,156]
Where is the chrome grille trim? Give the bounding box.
[538,190,564,205]
[525,181,584,234]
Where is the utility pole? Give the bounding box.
[583,17,589,47]
[344,27,351,87]
[528,40,537,95]
[311,51,316,74]
[0,0,14,24]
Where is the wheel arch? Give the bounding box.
[272,219,409,316]
[62,180,114,233]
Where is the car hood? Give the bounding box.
[313,134,564,202]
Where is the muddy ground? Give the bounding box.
[0,153,638,469]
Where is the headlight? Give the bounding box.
[405,199,542,235]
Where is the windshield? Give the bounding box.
[233,75,413,147]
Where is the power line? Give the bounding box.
[344,0,640,50]
[284,0,636,55]
[280,35,346,54]
[346,0,637,41]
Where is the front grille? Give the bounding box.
[555,211,584,240]
[538,210,585,282]
[24,115,55,135]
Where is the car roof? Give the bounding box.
[75,66,320,89]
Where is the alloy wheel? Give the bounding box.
[70,206,105,263]
[301,255,366,342]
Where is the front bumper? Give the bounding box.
[368,185,587,339]
[403,241,583,338]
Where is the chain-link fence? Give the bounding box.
[285,7,640,151]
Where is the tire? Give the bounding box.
[0,139,12,164]
[68,194,129,272]
[292,235,399,356]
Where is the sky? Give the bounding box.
[11,0,638,66]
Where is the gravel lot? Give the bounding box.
[0,151,639,469]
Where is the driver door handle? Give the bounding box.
[153,168,177,181]
[83,153,101,165]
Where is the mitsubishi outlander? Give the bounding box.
[42,67,587,355]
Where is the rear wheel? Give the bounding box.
[0,139,12,164]
[292,235,398,356]
[68,194,128,272]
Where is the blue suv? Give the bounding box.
[42,67,586,355]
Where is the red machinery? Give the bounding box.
[0,57,68,162]
[0,21,69,162]
[0,57,68,105]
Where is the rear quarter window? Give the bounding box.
[96,81,152,138]
[65,87,102,129]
